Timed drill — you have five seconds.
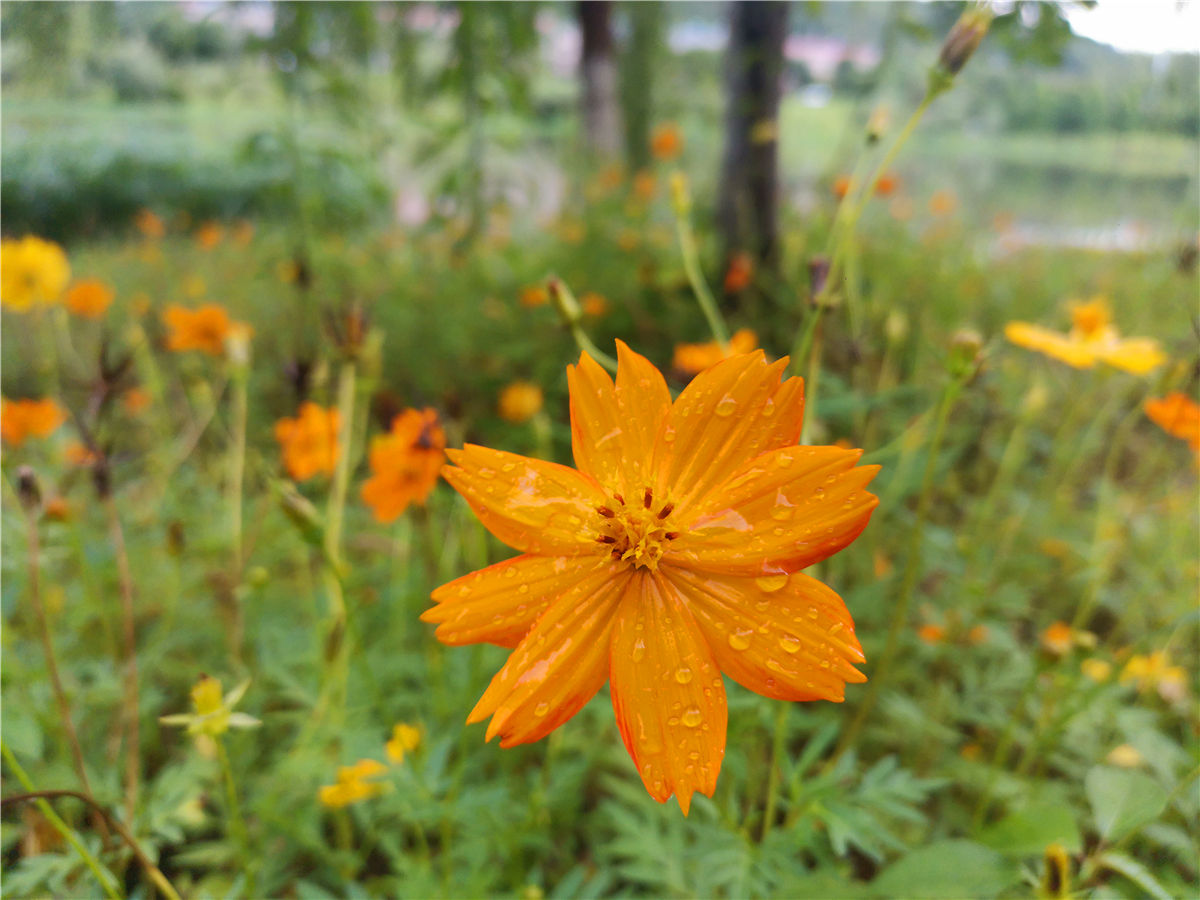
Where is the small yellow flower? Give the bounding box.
[1005,297,1165,374]
[1106,744,1143,768]
[385,723,422,764]
[1,236,70,311]
[498,381,544,424]
[159,675,260,738]
[1121,650,1187,702]
[318,759,390,809]
[1081,658,1112,683]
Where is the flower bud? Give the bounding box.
[1041,842,1071,899]
[807,256,831,302]
[16,466,41,512]
[866,106,890,145]
[930,8,992,94]
[947,327,984,377]
[547,278,582,327]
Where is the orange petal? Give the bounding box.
[668,445,879,576]
[609,572,726,815]
[1004,322,1095,369]
[663,565,865,702]
[467,562,628,747]
[660,352,804,511]
[443,445,607,555]
[567,344,670,497]
[424,554,617,648]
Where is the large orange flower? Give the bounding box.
[163,304,250,357]
[1,397,66,446]
[424,344,878,813]
[1145,392,1200,451]
[361,408,446,522]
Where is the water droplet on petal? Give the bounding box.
[534,702,549,717]
[518,584,529,594]
[632,640,646,662]
[663,426,676,443]
[779,633,802,654]
[714,396,736,417]
[668,716,680,726]
[775,454,793,468]
[829,622,844,635]
[675,667,693,684]
[682,707,702,727]
[728,630,752,651]
[755,573,788,593]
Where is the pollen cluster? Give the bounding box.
[595,488,678,571]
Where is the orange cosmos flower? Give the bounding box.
[917,623,946,645]
[195,222,224,251]
[672,328,760,378]
[632,170,656,202]
[134,209,166,240]
[65,279,114,319]
[64,441,98,467]
[1041,621,1074,656]
[874,173,899,196]
[1,397,66,446]
[1145,393,1200,451]
[580,291,609,317]
[498,382,544,424]
[122,387,151,415]
[832,175,852,200]
[650,123,683,161]
[519,285,549,308]
[274,403,340,481]
[163,304,250,357]
[424,344,879,813]
[723,252,754,293]
[1005,298,1165,375]
[360,408,445,522]
[929,189,957,216]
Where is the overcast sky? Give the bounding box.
[1063,0,1200,55]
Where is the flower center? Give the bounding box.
[595,488,679,571]
[1069,301,1111,340]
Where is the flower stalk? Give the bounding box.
[216,738,255,897]
[670,172,731,350]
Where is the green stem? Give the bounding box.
[799,314,825,445]
[829,373,965,766]
[759,703,789,842]
[0,742,122,900]
[216,738,255,897]
[227,363,249,663]
[672,186,730,349]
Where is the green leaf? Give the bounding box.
[870,840,1019,899]
[1097,851,1175,900]
[978,803,1083,856]
[1085,766,1168,842]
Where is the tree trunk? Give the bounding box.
[717,1,789,284]
[619,1,664,172]
[578,1,621,159]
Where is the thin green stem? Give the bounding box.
[0,742,121,900]
[227,362,249,664]
[829,373,965,766]
[759,703,789,842]
[672,180,730,349]
[216,738,255,897]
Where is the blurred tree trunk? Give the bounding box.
[619,1,664,171]
[717,1,788,286]
[579,1,621,159]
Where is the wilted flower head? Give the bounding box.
[360,408,445,522]
[424,344,878,812]
[275,403,341,482]
[1,236,70,312]
[1,398,66,447]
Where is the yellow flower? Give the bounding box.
[385,723,422,764]
[1121,650,1187,702]
[671,328,759,377]
[1081,658,1112,683]
[498,381,544,424]
[159,675,260,738]
[1106,744,1143,768]
[318,759,390,809]
[1005,297,1165,374]
[1,236,70,311]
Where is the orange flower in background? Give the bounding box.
[122,387,151,415]
[874,173,899,196]
[275,403,341,481]
[832,175,852,199]
[580,291,609,317]
[519,285,549,308]
[1041,621,1074,656]
[164,304,250,357]
[1004,297,1165,374]
[918,623,946,645]
[424,344,879,813]
[672,328,759,377]
[43,496,72,522]
[929,189,957,216]
[65,279,114,319]
[360,408,444,522]
[723,252,754,293]
[1,236,70,311]
[632,170,656,202]
[64,441,98,467]
[1145,393,1200,451]
[195,221,224,251]
[134,209,166,240]
[1,397,66,446]
[650,122,683,161]
[498,382,544,424]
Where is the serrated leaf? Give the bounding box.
[1085,766,1168,842]
[870,840,1019,899]
[978,803,1082,856]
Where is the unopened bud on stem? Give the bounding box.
[16,466,41,512]
[930,7,992,95]
[548,277,582,327]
